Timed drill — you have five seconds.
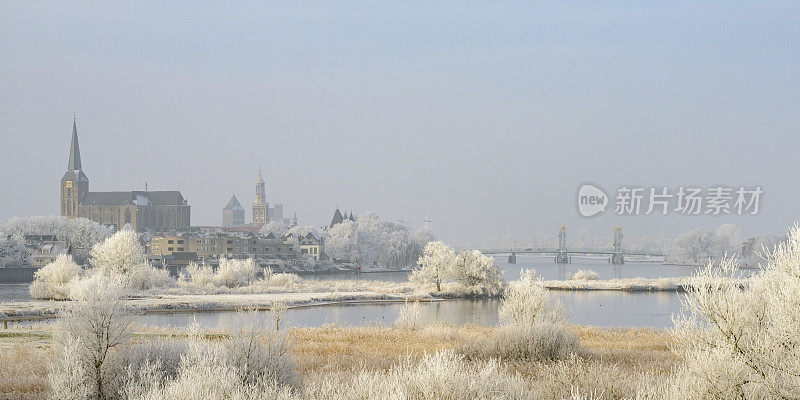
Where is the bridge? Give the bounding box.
[478,226,664,265]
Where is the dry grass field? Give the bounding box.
[0,324,676,400]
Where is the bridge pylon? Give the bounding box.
[611,226,624,265]
[508,252,517,264]
[556,225,570,264]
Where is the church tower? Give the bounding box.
[252,168,268,227]
[60,116,89,218]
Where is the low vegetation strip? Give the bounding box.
[543,277,692,292]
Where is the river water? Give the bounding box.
[0,255,705,329]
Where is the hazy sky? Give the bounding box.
[1,2,798,245]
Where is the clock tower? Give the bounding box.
[61,116,89,218]
[252,167,268,227]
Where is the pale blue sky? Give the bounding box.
[1,1,798,244]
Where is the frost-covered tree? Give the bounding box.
[90,229,147,275]
[715,223,741,256]
[325,220,360,262]
[413,228,436,248]
[450,250,504,295]
[324,212,427,268]
[673,226,800,399]
[669,228,719,265]
[87,229,171,290]
[0,233,30,267]
[51,276,133,400]
[29,254,83,300]
[410,241,455,292]
[1,216,113,264]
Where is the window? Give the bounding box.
[227,247,233,252]
[168,240,174,244]
[252,247,257,252]
[177,247,184,251]
[301,249,308,254]
[197,240,202,244]
[177,240,184,244]
[168,247,174,251]
[227,240,233,244]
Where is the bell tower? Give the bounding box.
[252,167,268,227]
[60,116,89,218]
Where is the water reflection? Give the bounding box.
[131,291,683,331]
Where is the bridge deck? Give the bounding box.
[476,247,664,257]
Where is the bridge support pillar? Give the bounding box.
[508,252,517,264]
[556,252,570,264]
[611,253,624,265]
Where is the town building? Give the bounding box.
[222,195,245,227]
[297,232,324,261]
[29,239,69,267]
[59,118,190,232]
[149,231,295,261]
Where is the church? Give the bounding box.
[60,118,191,232]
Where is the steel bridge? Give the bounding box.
[478,226,664,264]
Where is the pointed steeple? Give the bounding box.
[68,116,82,170]
[256,166,264,184]
[330,207,344,228]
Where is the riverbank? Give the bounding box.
[0,323,676,399]
[0,276,715,321]
[0,291,432,321]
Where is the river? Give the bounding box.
[0,256,706,329]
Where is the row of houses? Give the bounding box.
[148,230,324,265]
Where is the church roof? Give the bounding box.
[82,191,188,206]
[330,208,344,228]
[223,195,244,211]
[68,118,82,170]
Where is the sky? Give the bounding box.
[1,1,799,246]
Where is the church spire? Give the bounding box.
[68,116,82,170]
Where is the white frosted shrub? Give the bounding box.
[29,254,82,300]
[673,225,800,399]
[461,323,578,361]
[450,249,505,296]
[68,272,128,301]
[185,262,214,286]
[461,269,577,361]
[125,318,297,400]
[572,269,599,281]
[304,350,530,399]
[214,257,257,288]
[499,269,564,325]
[268,272,302,286]
[394,301,424,330]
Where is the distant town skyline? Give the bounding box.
[2,2,799,245]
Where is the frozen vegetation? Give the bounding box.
[571,269,599,281]
[2,225,794,399]
[324,211,435,269]
[1,216,113,265]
